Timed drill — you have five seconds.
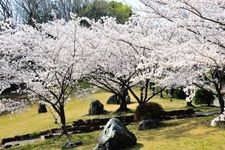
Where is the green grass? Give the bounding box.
[0,92,110,139]
[0,91,186,139]
[129,116,223,150]
[1,90,222,150]
[9,116,225,150]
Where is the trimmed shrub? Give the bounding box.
[171,87,186,99]
[135,102,165,121]
[194,89,214,106]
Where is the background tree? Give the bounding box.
[78,0,132,24]
[140,0,225,113]
[55,0,90,21]
[0,0,13,21]
[88,16,170,107]
[85,19,136,112]
[14,0,90,26]
[14,0,53,26]
[2,17,95,135]
[0,21,29,115]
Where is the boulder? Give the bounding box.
[95,118,136,150]
[107,95,131,104]
[89,100,104,115]
[107,95,120,104]
[138,119,160,130]
[38,103,47,113]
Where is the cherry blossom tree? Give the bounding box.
[84,18,136,112]
[0,16,95,134]
[0,20,29,115]
[140,0,225,113]
[87,16,173,107]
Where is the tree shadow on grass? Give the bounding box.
[160,120,184,128]
[125,143,144,150]
[137,117,216,142]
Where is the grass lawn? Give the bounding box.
[0,90,222,150]
[9,116,225,150]
[0,91,186,139]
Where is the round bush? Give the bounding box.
[135,102,165,121]
[194,89,214,106]
[171,87,186,99]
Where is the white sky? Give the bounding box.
[115,0,142,7]
[109,0,144,15]
[107,0,143,8]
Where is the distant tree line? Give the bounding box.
[0,0,132,26]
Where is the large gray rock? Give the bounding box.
[138,119,160,130]
[94,118,136,150]
[89,100,104,115]
[107,95,120,104]
[107,95,131,104]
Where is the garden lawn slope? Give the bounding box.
[8,116,224,150]
[0,91,185,139]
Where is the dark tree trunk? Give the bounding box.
[152,87,156,94]
[59,105,68,135]
[211,68,225,113]
[117,99,128,112]
[160,88,164,98]
[218,94,224,113]
[187,101,193,107]
[116,86,129,112]
[140,86,144,102]
[207,103,211,107]
[149,82,156,94]
[214,81,224,113]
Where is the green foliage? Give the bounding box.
[194,89,214,106]
[76,81,92,89]
[168,87,186,99]
[107,1,132,24]
[78,0,132,24]
[135,102,165,121]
